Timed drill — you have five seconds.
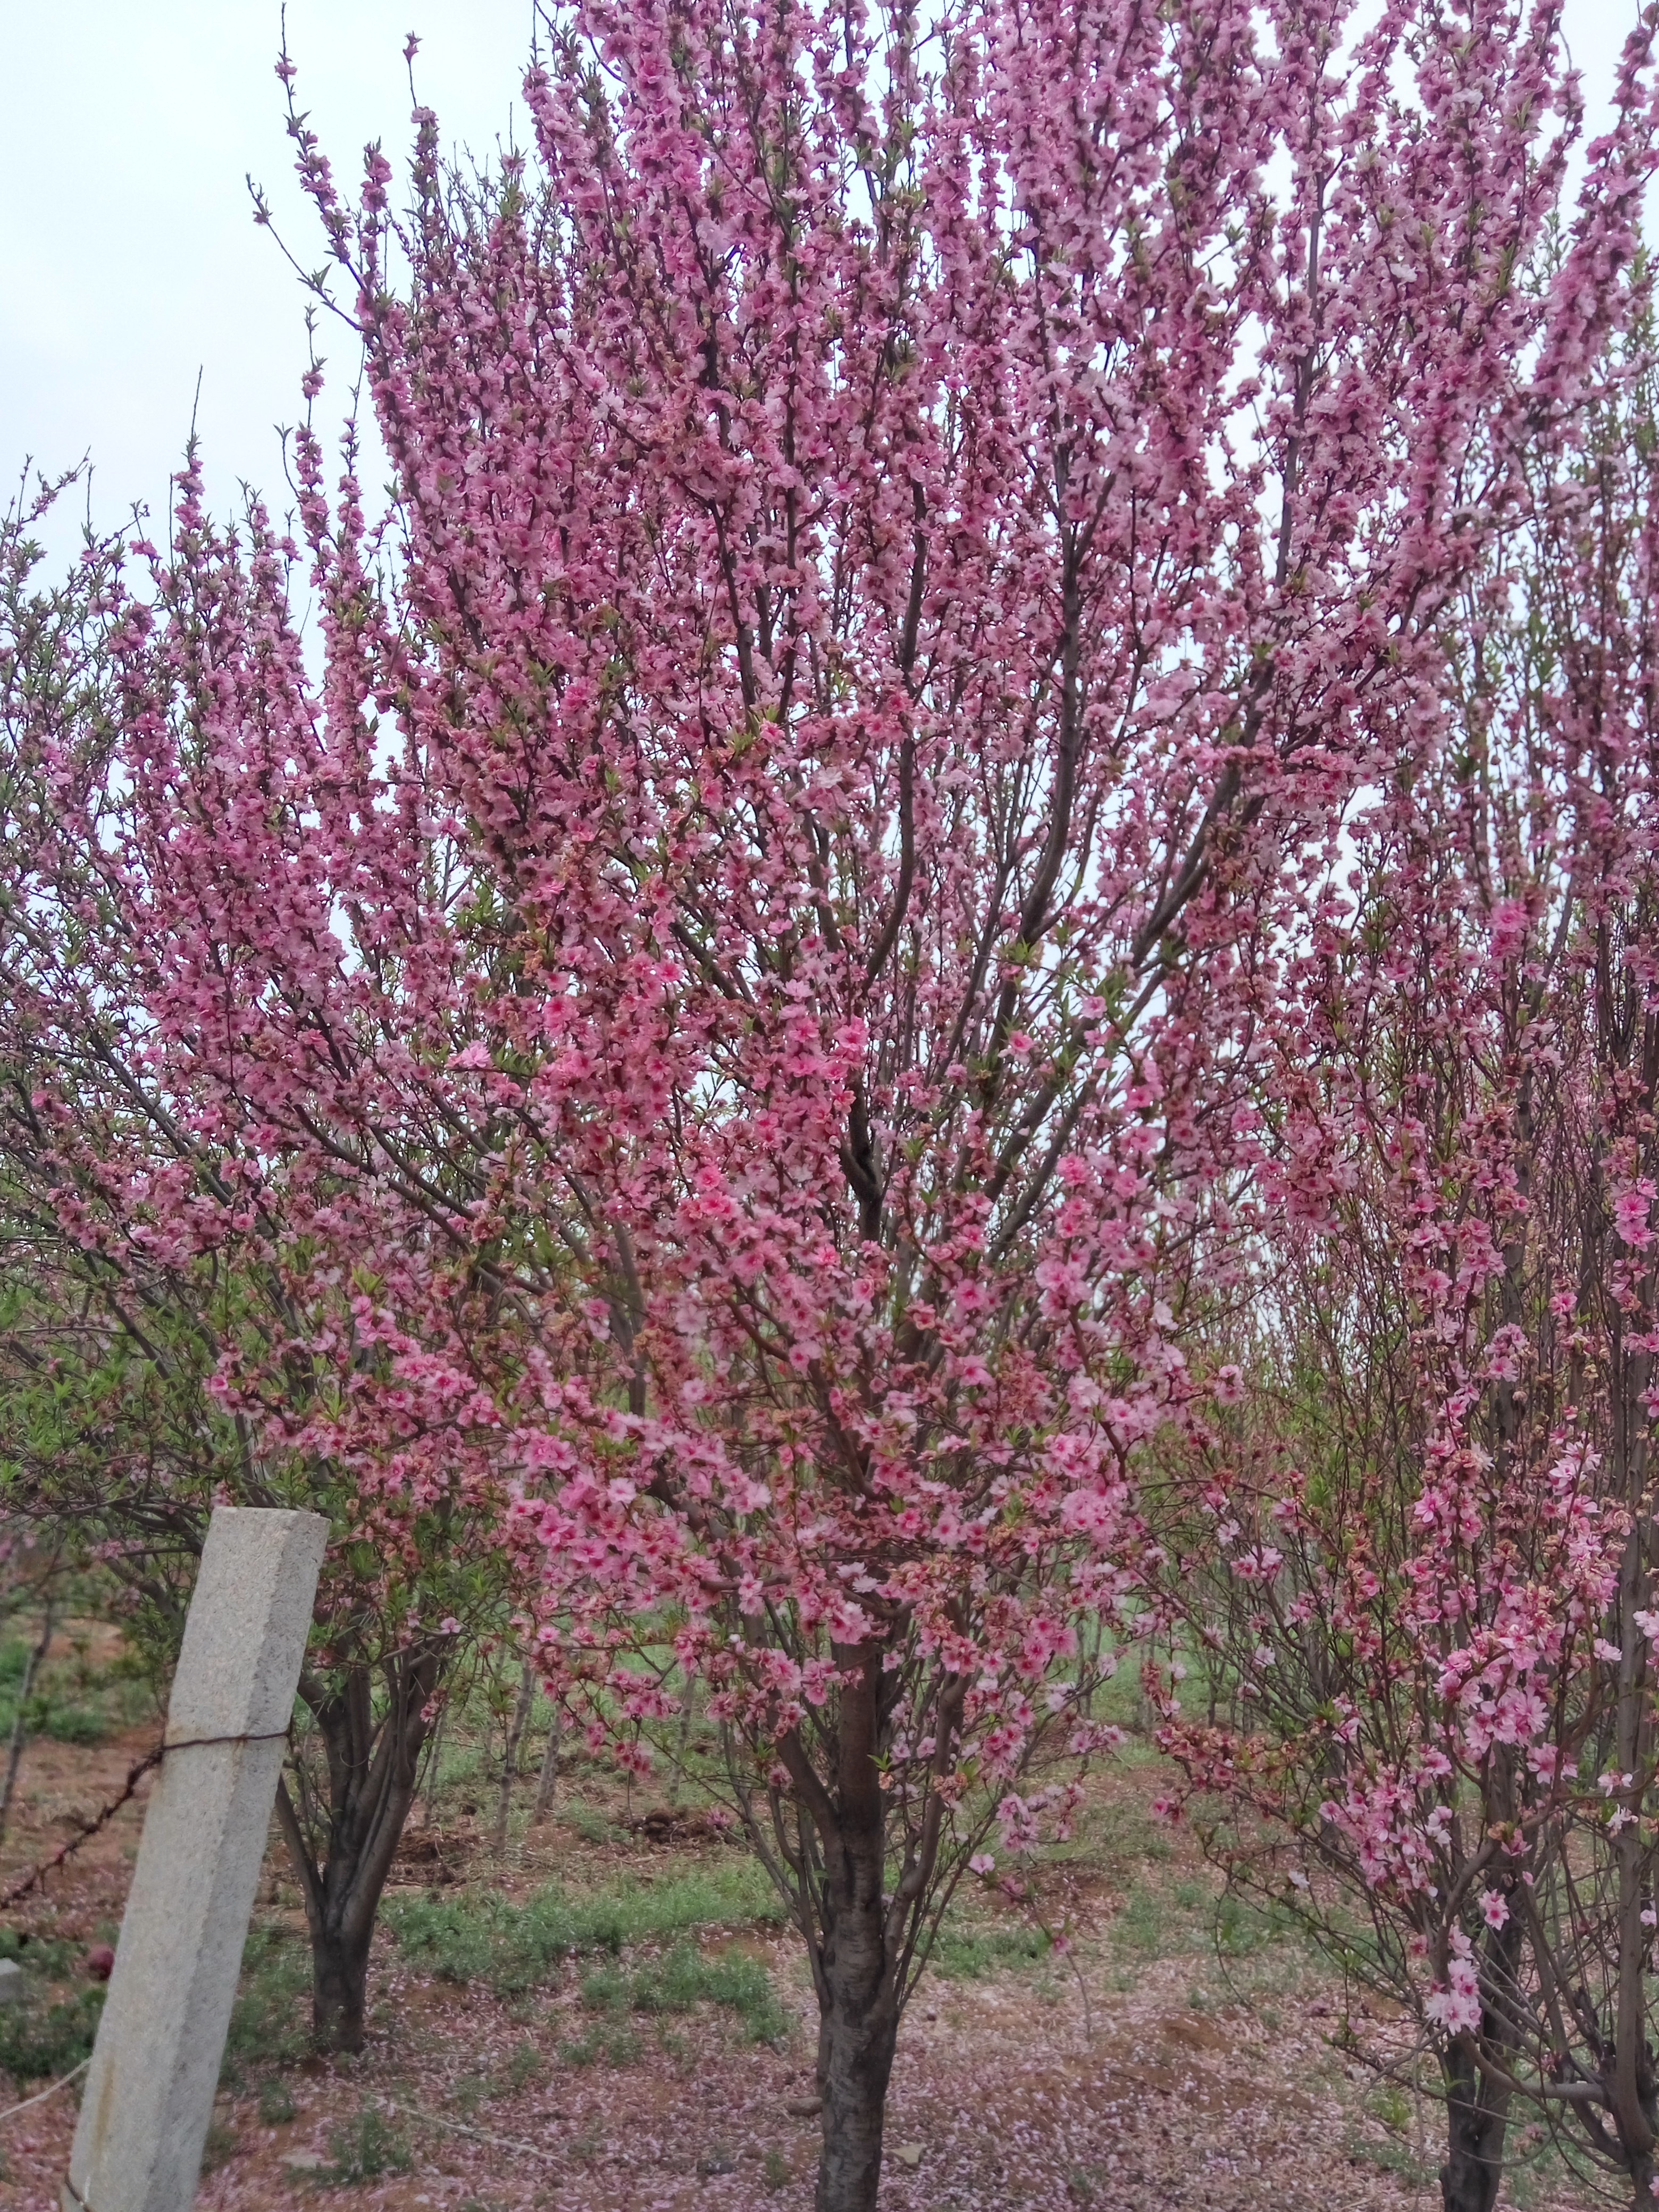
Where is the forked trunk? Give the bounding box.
[1439,2037,1510,2212]
[1439,1907,1524,2212]
[274,1639,443,2052]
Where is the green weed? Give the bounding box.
[1214,1890,1300,1958]
[324,2103,412,2182]
[0,1634,149,1747]
[1107,1886,1171,1958]
[559,2023,639,2066]
[258,2077,297,2125]
[1371,2084,1411,2134]
[507,2039,545,2091]
[0,1930,75,1975]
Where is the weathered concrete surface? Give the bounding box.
[62,1506,325,2212]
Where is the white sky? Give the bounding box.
[0,0,1643,573]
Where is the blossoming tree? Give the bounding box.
[0,477,527,2050]
[265,0,1659,2200]
[4,0,1652,2186]
[1155,334,1659,2211]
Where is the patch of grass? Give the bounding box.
[579,1960,629,2010]
[324,2102,412,2182]
[557,2022,639,2066]
[1214,1890,1300,1958]
[0,1632,151,1748]
[928,1920,1050,1980]
[1081,1783,1175,1873]
[764,2145,791,2190]
[0,1985,104,2081]
[37,1704,110,1746]
[1107,1884,1177,1958]
[1501,2127,1590,2212]
[0,1930,76,1975]
[385,1862,784,1996]
[564,1798,619,1846]
[580,1941,789,2043]
[223,1925,309,2081]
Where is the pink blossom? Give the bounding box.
[1615,1179,1658,1251]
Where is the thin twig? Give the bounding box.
[390,2097,558,2161]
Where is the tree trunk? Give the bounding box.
[0,1598,53,1851]
[667,1675,697,1807]
[531,1703,562,1825]
[1439,1902,1525,2212]
[274,1638,444,2054]
[764,1643,959,2212]
[494,1658,536,1851]
[309,1917,374,2054]
[815,1897,900,2212]
[807,1645,904,2212]
[1439,2037,1509,2212]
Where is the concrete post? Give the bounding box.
[62,1506,326,2212]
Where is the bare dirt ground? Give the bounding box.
[0,1713,1593,2212]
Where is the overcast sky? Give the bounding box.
[0,0,1643,572]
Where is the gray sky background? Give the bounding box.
[0,0,1642,572]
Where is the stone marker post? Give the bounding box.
[62,1506,326,2212]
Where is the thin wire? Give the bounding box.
[0,2056,89,2126]
[1,1727,292,1909]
